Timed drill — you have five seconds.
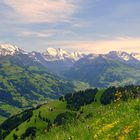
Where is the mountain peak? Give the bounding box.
[0,44,20,56]
[107,51,131,61]
[46,48,67,56]
[43,48,84,61]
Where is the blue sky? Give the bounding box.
[0,0,140,53]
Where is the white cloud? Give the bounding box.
[2,0,77,23]
[17,29,74,38]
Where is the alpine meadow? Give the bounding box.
[0,1,140,140]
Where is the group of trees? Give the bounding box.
[0,109,33,139]
[0,109,10,118]
[61,88,98,110]
[100,85,140,105]
[54,111,77,126]
[20,127,37,140]
[38,111,52,131]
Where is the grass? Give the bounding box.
[0,116,6,124]
[3,88,140,140]
[0,104,22,115]
[5,100,68,140]
[36,98,140,140]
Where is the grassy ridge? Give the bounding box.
[5,100,68,140]
[1,87,140,140]
[39,98,139,140]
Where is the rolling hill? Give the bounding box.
[0,54,75,122]
[0,85,139,140]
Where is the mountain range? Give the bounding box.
[0,43,140,123]
[1,44,140,65]
[1,44,140,88]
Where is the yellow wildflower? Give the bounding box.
[118,136,125,140]
[123,126,133,134]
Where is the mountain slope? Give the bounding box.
[0,54,75,120]
[1,85,140,140]
[42,97,139,140]
[30,49,140,85]
[64,56,140,87]
[107,51,140,68]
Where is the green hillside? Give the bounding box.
[64,56,140,87]
[0,54,75,122]
[1,86,139,140]
[39,97,139,140]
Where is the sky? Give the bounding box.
[0,0,140,53]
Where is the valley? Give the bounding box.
[0,44,140,140]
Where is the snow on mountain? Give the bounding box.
[131,53,140,61]
[1,43,140,65]
[0,44,23,56]
[42,48,84,61]
[107,51,132,61]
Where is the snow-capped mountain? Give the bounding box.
[1,43,140,75]
[107,51,132,61]
[105,51,140,68]
[29,48,85,75]
[1,44,140,63]
[42,48,84,62]
[1,43,140,88]
[0,44,24,56]
[105,51,140,63]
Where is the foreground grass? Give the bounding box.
[4,92,140,140]
[36,99,140,140]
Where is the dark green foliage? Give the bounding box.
[64,88,98,110]
[101,85,140,105]
[118,85,140,99]
[85,113,93,119]
[59,96,65,102]
[0,109,10,118]
[13,133,18,140]
[15,127,19,131]
[47,120,52,131]
[22,110,33,121]
[54,111,77,126]
[134,103,140,112]
[0,109,33,139]
[21,127,36,140]
[100,87,116,105]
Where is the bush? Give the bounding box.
[21,127,36,140]
[54,111,77,126]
